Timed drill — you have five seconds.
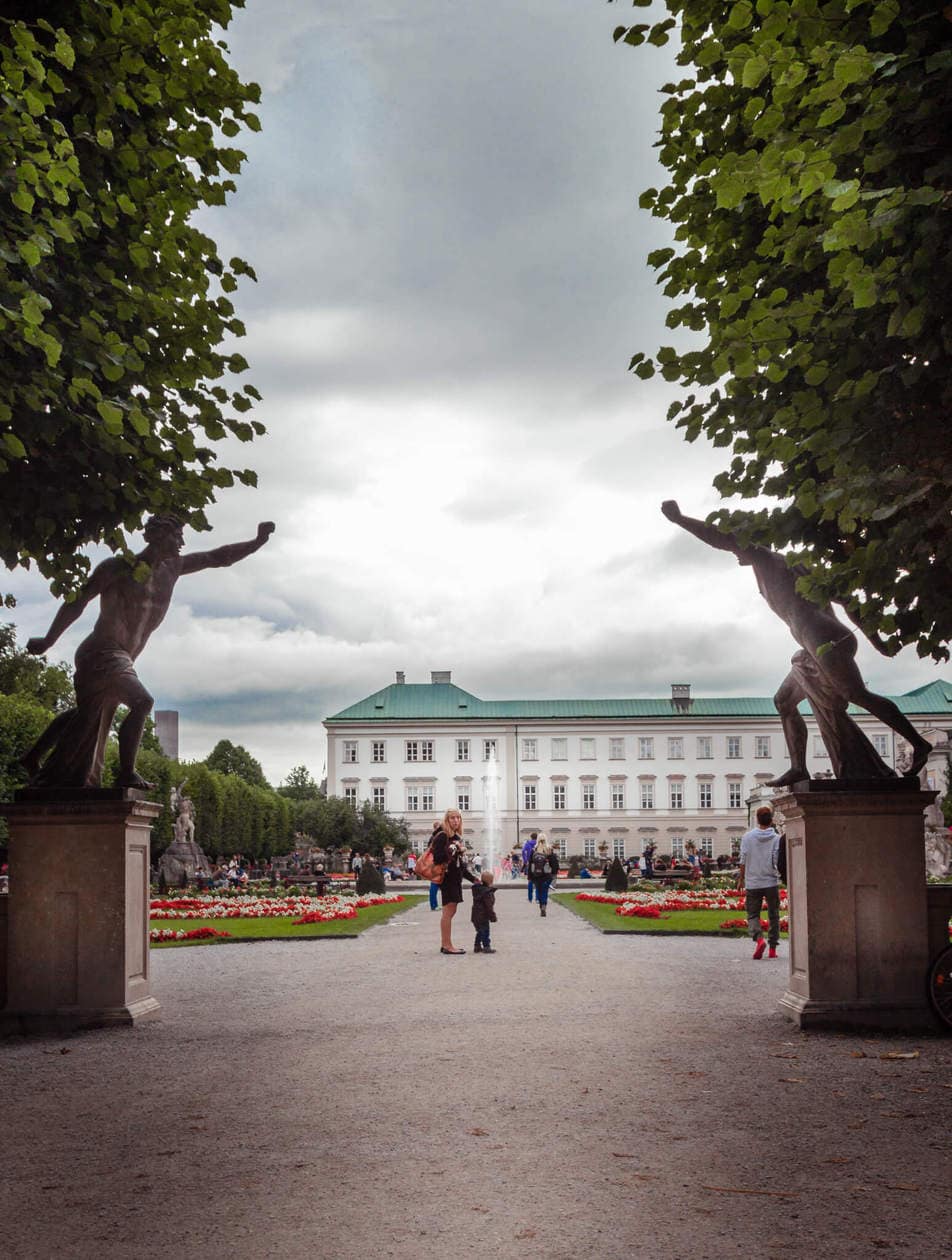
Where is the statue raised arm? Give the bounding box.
[661,501,931,783]
[22,517,275,791]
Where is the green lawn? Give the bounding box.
[150,895,425,946]
[553,892,788,936]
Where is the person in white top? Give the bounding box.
[738,805,782,960]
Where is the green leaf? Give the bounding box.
[728,1,753,29]
[11,186,35,214]
[17,240,41,267]
[3,433,27,459]
[96,128,114,149]
[741,55,768,89]
[96,401,124,434]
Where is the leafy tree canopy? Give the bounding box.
[277,763,323,802]
[615,0,952,660]
[203,737,268,788]
[0,1,263,596]
[0,622,73,710]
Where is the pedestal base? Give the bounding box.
[775,781,938,1033]
[1,792,162,1036]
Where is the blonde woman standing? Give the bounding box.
[526,831,560,916]
[431,808,476,954]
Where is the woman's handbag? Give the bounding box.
[415,847,446,884]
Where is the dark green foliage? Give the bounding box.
[356,860,386,896]
[616,1,952,660]
[0,623,73,711]
[604,856,629,893]
[278,764,322,801]
[205,738,269,788]
[0,2,263,595]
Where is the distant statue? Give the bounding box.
[172,781,196,845]
[21,517,275,790]
[925,828,952,879]
[661,501,932,784]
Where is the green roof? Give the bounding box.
[325,680,952,723]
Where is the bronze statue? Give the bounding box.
[661,501,931,784]
[22,517,275,790]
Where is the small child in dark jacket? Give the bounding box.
[471,871,498,954]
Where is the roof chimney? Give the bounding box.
[431,670,451,684]
[395,671,405,684]
[671,683,692,712]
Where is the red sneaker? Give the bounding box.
[768,947,778,959]
[752,939,766,960]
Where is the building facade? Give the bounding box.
[323,672,952,860]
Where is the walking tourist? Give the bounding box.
[471,870,498,954]
[643,842,657,879]
[738,805,782,960]
[426,820,442,910]
[527,832,559,917]
[523,830,538,901]
[431,809,476,954]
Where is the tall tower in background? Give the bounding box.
[155,710,179,761]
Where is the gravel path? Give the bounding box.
[2,890,950,1259]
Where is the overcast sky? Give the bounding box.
[6,0,948,784]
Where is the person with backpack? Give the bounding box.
[522,830,539,902]
[528,832,559,917]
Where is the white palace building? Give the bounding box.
[323,671,952,861]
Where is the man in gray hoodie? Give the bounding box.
[738,805,782,960]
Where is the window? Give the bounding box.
[873,733,889,758]
[372,786,386,810]
[698,836,713,858]
[405,740,419,762]
[342,740,358,764]
[726,736,742,759]
[671,836,685,859]
[420,740,434,762]
[483,739,497,761]
[457,787,470,811]
[523,783,537,810]
[582,783,596,810]
[343,786,357,806]
[730,836,742,858]
[697,736,713,759]
[640,781,655,809]
[551,737,567,760]
[456,738,471,762]
[668,737,684,759]
[699,781,713,809]
[552,835,566,858]
[580,738,596,760]
[755,735,771,759]
[421,785,434,812]
[522,738,538,761]
[371,740,386,763]
[611,782,626,809]
[609,737,625,760]
[638,737,654,759]
[813,736,828,758]
[612,836,625,859]
[728,781,743,809]
[405,786,420,811]
[669,781,683,809]
[583,836,596,859]
[553,783,566,810]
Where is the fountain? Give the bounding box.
[482,746,502,877]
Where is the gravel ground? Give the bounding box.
[1,890,951,1260]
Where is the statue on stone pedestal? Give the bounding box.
[21,517,275,790]
[159,780,211,885]
[661,501,932,784]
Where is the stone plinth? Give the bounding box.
[775,780,937,1032]
[1,790,161,1035]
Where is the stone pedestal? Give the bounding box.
[1,790,161,1035]
[776,780,937,1032]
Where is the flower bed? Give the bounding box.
[576,889,789,914]
[719,917,790,933]
[149,892,402,921]
[149,927,233,942]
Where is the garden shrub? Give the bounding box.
[604,856,629,893]
[356,861,386,895]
